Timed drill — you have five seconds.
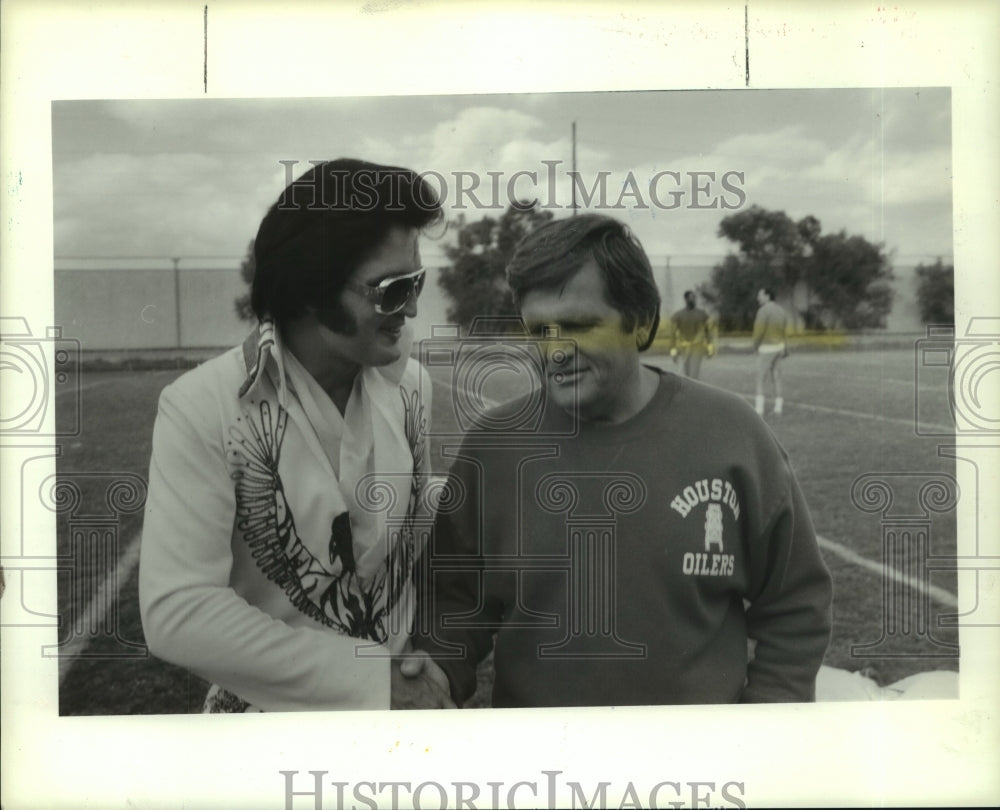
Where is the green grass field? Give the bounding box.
[55,344,960,714]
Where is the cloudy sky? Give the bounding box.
[52,88,952,271]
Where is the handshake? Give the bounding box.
[391,646,457,710]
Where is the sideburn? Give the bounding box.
[314,301,358,336]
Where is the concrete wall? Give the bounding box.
[55,268,258,350]
[54,265,457,351]
[54,262,935,351]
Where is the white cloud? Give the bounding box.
[53,94,953,268]
[54,151,270,260]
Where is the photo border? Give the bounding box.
[2,2,998,808]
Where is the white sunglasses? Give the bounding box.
[345,268,426,315]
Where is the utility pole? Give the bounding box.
[172,257,182,348]
[663,256,674,316]
[571,121,577,216]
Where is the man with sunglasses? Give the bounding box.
[399,214,832,708]
[139,158,455,711]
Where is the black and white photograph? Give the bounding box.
[47,88,959,714]
[2,3,998,809]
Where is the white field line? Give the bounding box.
[817,534,958,609]
[785,367,943,388]
[710,356,945,390]
[58,530,142,685]
[735,392,954,435]
[644,360,952,432]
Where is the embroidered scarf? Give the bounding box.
[231,319,425,649]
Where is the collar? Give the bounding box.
[238,317,286,401]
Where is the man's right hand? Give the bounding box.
[391,649,457,710]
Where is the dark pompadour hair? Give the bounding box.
[505,214,661,350]
[250,158,443,325]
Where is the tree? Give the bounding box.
[803,231,893,329]
[702,205,893,332]
[437,202,554,331]
[699,254,778,333]
[234,239,256,322]
[701,206,817,332]
[914,259,954,325]
[716,206,811,290]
